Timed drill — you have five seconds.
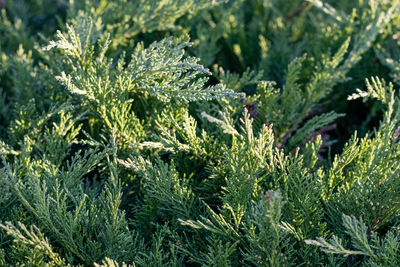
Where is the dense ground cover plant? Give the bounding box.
[1,0,400,266]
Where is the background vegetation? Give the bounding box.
[1,0,400,266]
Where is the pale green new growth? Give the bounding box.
[1,0,400,265]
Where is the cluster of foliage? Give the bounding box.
[1,0,400,266]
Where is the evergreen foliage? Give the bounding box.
[1,0,400,266]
